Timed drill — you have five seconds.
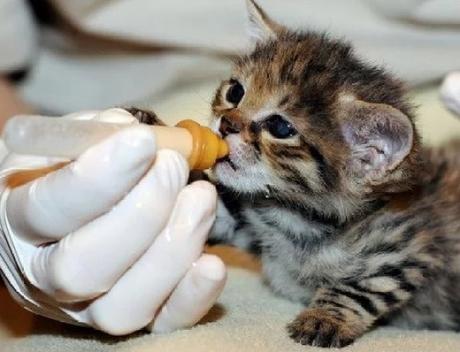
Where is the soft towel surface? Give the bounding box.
[1,85,460,352]
[2,247,460,352]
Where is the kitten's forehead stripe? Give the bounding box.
[279,95,290,107]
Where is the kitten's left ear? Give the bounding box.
[340,100,414,184]
[246,0,283,44]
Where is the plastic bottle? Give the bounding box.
[2,116,229,170]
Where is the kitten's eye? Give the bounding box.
[265,114,298,139]
[226,80,245,105]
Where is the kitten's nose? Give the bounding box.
[219,116,241,137]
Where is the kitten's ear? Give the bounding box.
[246,0,283,44]
[340,100,414,184]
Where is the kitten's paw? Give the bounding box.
[287,308,359,348]
[124,107,165,126]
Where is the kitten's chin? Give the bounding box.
[210,134,273,193]
[211,159,272,194]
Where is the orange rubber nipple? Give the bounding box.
[175,119,229,170]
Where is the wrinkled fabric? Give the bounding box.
[0,0,458,113]
[0,0,37,73]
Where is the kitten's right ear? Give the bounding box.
[339,99,415,186]
[246,0,283,44]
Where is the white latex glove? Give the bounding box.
[441,72,460,117]
[0,108,226,335]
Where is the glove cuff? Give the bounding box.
[0,174,82,325]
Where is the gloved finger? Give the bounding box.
[87,181,217,336]
[150,254,226,334]
[441,72,460,117]
[61,108,136,123]
[93,108,139,124]
[62,110,100,121]
[30,150,189,302]
[6,124,157,244]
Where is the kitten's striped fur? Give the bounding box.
[208,1,460,348]
[131,1,460,348]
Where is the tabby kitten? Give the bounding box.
[206,0,460,348]
[130,0,460,348]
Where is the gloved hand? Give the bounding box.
[441,72,460,117]
[0,108,226,335]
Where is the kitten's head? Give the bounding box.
[210,0,421,217]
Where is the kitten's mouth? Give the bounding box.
[218,155,238,170]
[214,135,254,173]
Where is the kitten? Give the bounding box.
[207,0,460,348]
[130,0,460,348]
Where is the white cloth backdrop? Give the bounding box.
[0,0,459,113]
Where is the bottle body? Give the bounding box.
[2,116,228,170]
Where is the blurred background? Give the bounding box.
[0,0,459,347]
[0,0,459,143]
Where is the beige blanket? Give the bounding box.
[1,86,460,352]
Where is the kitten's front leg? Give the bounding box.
[288,270,421,348]
[287,286,372,348]
[124,107,166,125]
